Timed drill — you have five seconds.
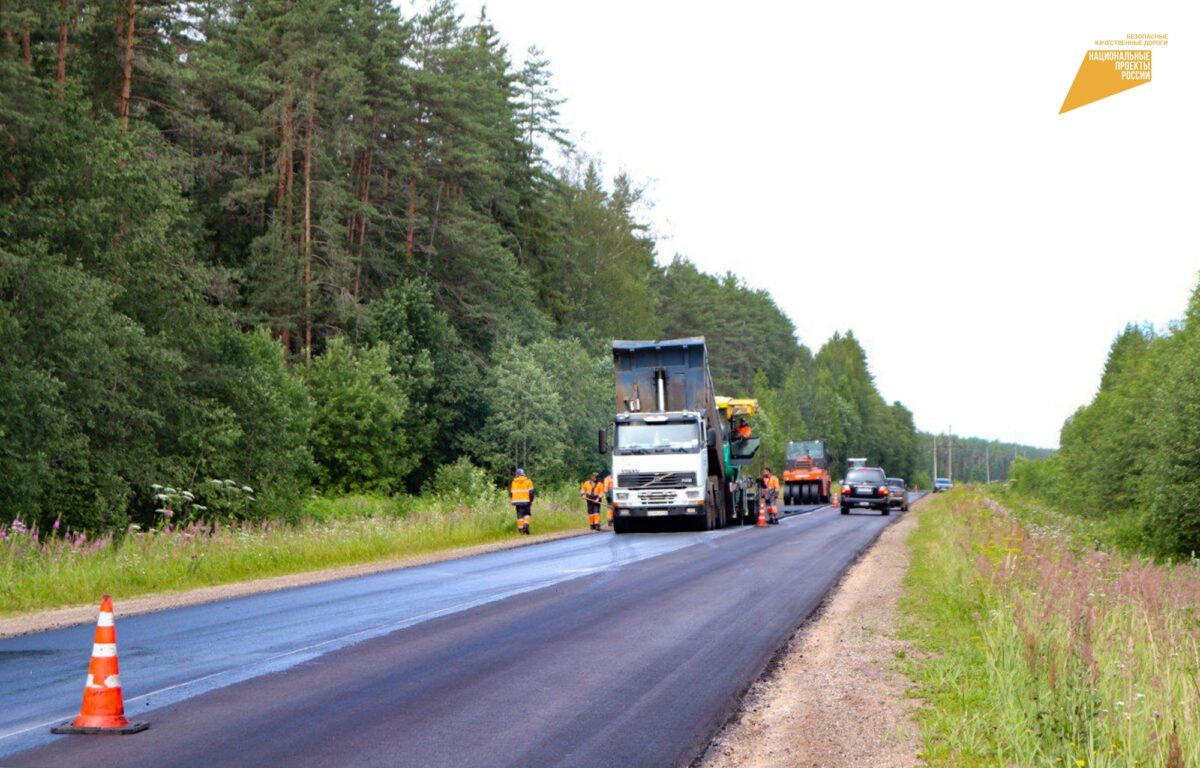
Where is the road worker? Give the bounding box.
[510,468,534,534]
[603,473,614,526]
[761,468,780,525]
[736,418,752,442]
[581,471,604,530]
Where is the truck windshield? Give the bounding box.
[615,422,700,454]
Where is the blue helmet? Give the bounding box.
[515,468,526,476]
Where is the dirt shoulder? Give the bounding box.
[0,528,595,640]
[700,503,923,768]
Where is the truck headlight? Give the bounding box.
[616,492,628,501]
[686,490,701,499]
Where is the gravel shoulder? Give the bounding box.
[0,527,595,639]
[699,503,923,768]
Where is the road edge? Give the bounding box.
[0,527,598,640]
[691,494,929,767]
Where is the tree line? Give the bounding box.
[911,433,1054,488]
[0,0,921,534]
[1009,277,1200,557]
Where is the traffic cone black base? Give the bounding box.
[52,721,149,736]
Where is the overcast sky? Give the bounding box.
[445,0,1198,448]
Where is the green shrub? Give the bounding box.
[422,457,495,500]
[306,337,413,494]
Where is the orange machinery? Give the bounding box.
[783,440,831,505]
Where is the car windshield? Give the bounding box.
[615,421,700,454]
[846,469,885,484]
[887,478,904,486]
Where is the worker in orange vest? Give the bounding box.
[603,473,614,526]
[510,468,535,534]
[762,468,780,525]
[581,471,604,530]
[736,418,752,442]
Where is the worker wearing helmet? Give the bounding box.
[761,468,780,525]
[603,473,614,526]
[510,469,535,534]
[581,471,604,530]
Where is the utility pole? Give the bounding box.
[985,443,990,484]
[948,425,953,483]
[932,433,938,481]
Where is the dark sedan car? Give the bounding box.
[886,477,909,511]
[840,467,891,515]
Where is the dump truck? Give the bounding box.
[783,440,832,505]
[717,396,763,525]
[600,338,758,533]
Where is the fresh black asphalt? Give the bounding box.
[2,501,909,768]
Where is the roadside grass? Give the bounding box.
[901,488,1199,767]
[983,484,1150,558]
[0,488,586,617]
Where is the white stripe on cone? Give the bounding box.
[97,612,114,627]
[92,643,117,658]
[85,673,121,688]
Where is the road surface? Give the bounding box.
[1,499,913,767]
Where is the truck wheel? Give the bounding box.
[613,517,633,534]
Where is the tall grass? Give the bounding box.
[902,488,1199,767]
[0,487,586,617]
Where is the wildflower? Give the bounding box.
[1134,692,1145,700]
[1154,711,1162,719]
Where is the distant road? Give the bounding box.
[2,498,916,767]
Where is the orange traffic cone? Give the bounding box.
[51,596,148,735]
[757,504,767,527]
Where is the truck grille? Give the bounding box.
[638,490,678,505]
[618,472,697,490]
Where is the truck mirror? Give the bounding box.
[707,428,717,448]
[599,428,609,454]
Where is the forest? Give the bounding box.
[0,0,920,534]
[910,433,1054,488]
[1009,278,1200,557]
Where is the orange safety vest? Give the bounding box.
[580,479,602,500]
[603,475,613,492]
[510,475,534,503]
[737,424,752,439]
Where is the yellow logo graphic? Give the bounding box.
[1060,50,1152,113]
